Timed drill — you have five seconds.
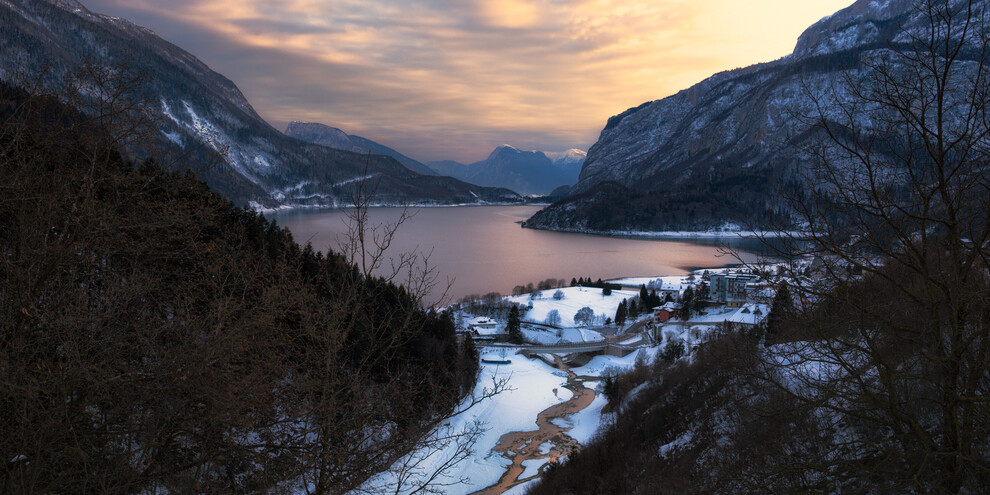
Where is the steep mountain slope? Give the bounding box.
[526,0,922,232]
[426,145,585,196]
[0,0,520,208]
[284,121,438,176]
[0,80,479,492]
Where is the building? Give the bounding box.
[658,281,685,301]
[709,273,759,308]
[653,302,682,324]
[723,303,769,327]
[465,316,500,345]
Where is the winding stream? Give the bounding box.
[471,356,597,494]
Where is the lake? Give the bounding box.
[267,205,761,305]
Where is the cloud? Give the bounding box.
[84,0,853,162]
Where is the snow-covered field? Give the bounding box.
[354,347,660,494]
[357,267,772,493]
[606,274,690,287]
[507,286,639,328]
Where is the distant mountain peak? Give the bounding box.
[544,149,587,164]
[428,144,585,196]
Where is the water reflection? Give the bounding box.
[267,206,763,305]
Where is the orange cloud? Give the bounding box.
[86,0,853,162]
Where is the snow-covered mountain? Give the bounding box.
[0,0,521,208]
[526,0,931,232]
[427,145,585,196]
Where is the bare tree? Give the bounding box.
[750,1,990,492]
[335,162,452,308]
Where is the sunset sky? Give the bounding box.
[84,0,853,163]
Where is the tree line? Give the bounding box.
[0,82,482,494]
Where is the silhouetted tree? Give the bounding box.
[615,299,628,326]
[507,306,523,344]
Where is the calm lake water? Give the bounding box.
[267,205,761,305]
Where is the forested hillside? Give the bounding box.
[0,82,478,493]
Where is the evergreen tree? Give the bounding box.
[615,299,628,326]
[681,286,695,319]
[603,286,612,296]
[570,277,577,287]
[629,299,639,317]
[648,289,661,308]
[765,281,794,343]
[507,305,523,344]
[640,285,649,304]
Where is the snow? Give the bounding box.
[572,347,658,376]
[658,431,694,458]
[520,458,547,479]
[683,303,769,326]
[333,174,377,188]
[608,274,689,289]
[567,392,608,444]
[161,130,183,146]
[508,287,639,328]
[355,353,570,494]
[504,479,539,495]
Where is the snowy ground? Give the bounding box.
[353,346,662,494]
[520,326,604,344]
[606,274,692,288]
[507,286,639,328]
[357,267,761,494]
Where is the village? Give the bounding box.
[360,266,791,494]
[452,268,776,359]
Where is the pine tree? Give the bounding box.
[570,277,577,287]
[507,305,523,344]
[629,299,638,317]
[765,281,794,343]
[640,285,649,303]
[681,286,695,319]
[615,299,628,326]
[648,289,661,308]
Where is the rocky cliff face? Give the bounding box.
[0,0,520,208]
[527,0,931,232]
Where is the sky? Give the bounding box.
[83,0,854,163]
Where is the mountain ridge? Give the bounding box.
[426,144,585,196]
[0,0,521,208]
[526,0,926,232]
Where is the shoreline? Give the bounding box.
[519,223,807,241]
[251,200,538,214]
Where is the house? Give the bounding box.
[465,316,500,344]
[658,281,685,301]
[709,273,759,308]
[467,316,497,332]
[653,302,683,324]
[723,303,770,327]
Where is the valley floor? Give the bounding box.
[354,268,759,494]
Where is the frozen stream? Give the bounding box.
[471,356,596,494]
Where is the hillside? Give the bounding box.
[284,121,438,176]
[0,81,479,493]
[526,0,924,232]
[0,0,522,208]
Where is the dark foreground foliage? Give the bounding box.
[0,82,478,494]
